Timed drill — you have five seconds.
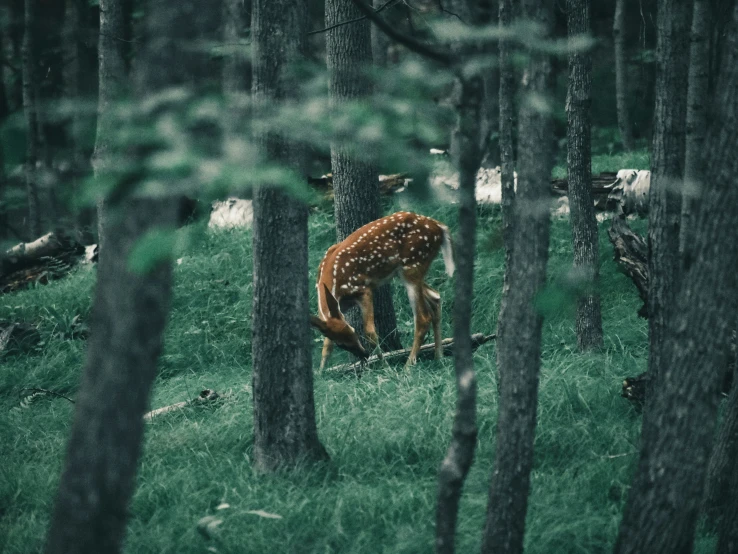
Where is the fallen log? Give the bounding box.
[143,389,221,421]
[1,232,95,295]
[607,214,649,318]
[324,332,496,374]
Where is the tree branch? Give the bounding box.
[349,0,455,65]
[308,0,398,35]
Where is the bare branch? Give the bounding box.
[350,0,455,65]
[308,0,398,35]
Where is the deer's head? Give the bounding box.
[310,284,368,361]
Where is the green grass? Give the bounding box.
[0,150,708,554]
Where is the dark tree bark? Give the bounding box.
[371,0,390,67]
[44,201,177,554]
[93,0,128,254]
[704,364,738,524]
[434,7,483,552]
[718,455,738,554]
[498,0,516,294]
[251,0,328,472]
[614,8,738,552]
[45,0,210,550]
[326,0,401,351]
[223,0,250,101]
[481,1,555,552]
[679,0,710,269]
[646,0,690,392]
[63,0,98,240]
[22,0,41,238]
[566,0,603,351]
[613,0,635,151]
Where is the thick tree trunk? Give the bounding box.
[704,363,738,523]
[434,9,483,546]
[680,0,710,269]
[498,0,516,292]
[44,200,177,554]
[326,0,401,351]
[481,1,554,552]
[614,8,738,552]
[646,0,690,392]
[45,0,211,550]
[92,0,128,255]
[22,0,41,238]
[566,0,603,351]
[613,0,635,151]
[251,0,328,472]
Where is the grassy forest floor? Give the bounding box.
[0,151,719,553]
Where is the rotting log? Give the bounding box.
[324,333,496,374]
[608,214,649,318]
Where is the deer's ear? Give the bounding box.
[309,315,328,334]
[323,284,342,320]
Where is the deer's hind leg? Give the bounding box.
[423,285,443,360]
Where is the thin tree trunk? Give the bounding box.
[614,0,635,151]
[22,0,41,238]
[371,0,389,67]
[498,0,516,292]
[680,0,710,269]
[614,8,738,552]
[646,0,691,393]
[566,0,603,351]
[93,0,128,255]
[326,0,401,351]
[251,0,328,472]
[481,1,554,552]
[434,8,483,547]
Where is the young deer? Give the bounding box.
[310,211,455,369]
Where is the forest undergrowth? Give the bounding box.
[0,151,718,553]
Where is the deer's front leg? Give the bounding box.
[320,337,334,370]
[359,290,382,359]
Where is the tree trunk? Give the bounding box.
[92,0,128,255]
[223,0,251,114]
[326,0,401,351]
[613,0,635,151]
[371,0,389,67]
[646,0,690,393]
[614,8,738,552]
[45,0,211,549]
[434,5,484,549]
[680,0,710,270]
[251,0,328,472]
[481,1,554,552]
[566,0,603,351]
[22,0,41,238]
[498,0,516,294]
[63,0,98,240]
[704,363,738,524]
